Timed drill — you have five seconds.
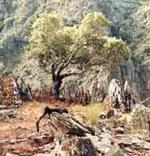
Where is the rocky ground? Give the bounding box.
[0,102,149,156]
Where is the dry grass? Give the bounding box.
[17,101,104,126]
[70,102,104,125]
[84,103,104,125]
[16,101,104,132]
[0,101,104,141]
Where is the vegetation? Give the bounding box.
[0,20,4,31]
[0,0,148,97]
[27,12,129,98]
[0,0,148,103]
[0,1,150,155]
[85,103,104,125]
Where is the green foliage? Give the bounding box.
[74,34,129,69]
[78,12,110,36]
[29,12,61,55]
[0,20,4,31]
[41,28,74,62]
[85,103,104,125]
[27,11,129,74]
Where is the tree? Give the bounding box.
[78,12,110,36]
[28,12,129,98]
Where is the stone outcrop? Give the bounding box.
[0,75,21,105]
[130,105,150,133]
[50,136,96,156]
[0,74,32,106]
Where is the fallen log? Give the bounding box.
[36,107,95,139]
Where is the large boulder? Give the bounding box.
[130,105,150,133]
[103,79,136,113]
[50,136,96,156]
[0,75,22,105]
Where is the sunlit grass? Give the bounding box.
[70,102,104,125]
[84,103,104,125]
[17,101,104,127]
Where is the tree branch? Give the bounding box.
[56,51,76,75]
[60,72,81,79]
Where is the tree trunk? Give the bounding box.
[51,63,77,99]
[51,78,62,98]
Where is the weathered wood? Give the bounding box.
[36,107,69,132]
[36,107,94,139]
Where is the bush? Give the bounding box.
[85,103,104,125]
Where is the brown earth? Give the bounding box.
[0,101,95,155]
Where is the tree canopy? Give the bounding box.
[29,11,129,71]
[27,11,129,97]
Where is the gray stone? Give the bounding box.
[100,132,112,139]
[130,105,150,132]
[50,136,96,156]
[105,144,127,156]
[114,127,125,134]
[0,109,16,119]
[119,138,132,146]
[131,138,150,149]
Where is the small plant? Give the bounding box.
[85,103,104,125]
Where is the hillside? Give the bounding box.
[0,1,150,156]
[0,0,149,100]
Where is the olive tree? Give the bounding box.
[28,12,129,98]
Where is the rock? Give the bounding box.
[0,105,18,110]
[88,132,113,154]
[119,136,150,147]
[36,112,95,139]
[106,109,116,118]
[50,136,96,156]
[9,139,17,144]
[0,75,22,105]
[108,79,124,109]
[116,136,150,155]
[130,105,150,133]
[114,127,125,134]
[0,109,16,119]
[98,122,107,133]
[105,144,126,156]
[97,133,112,153]
[131,138,150,149]
[118,138,132,147]
[98,138,112,154]
[100,132,112,140]
[105,79,136,113]
[42,143,55,153]
[76,137,96,156]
